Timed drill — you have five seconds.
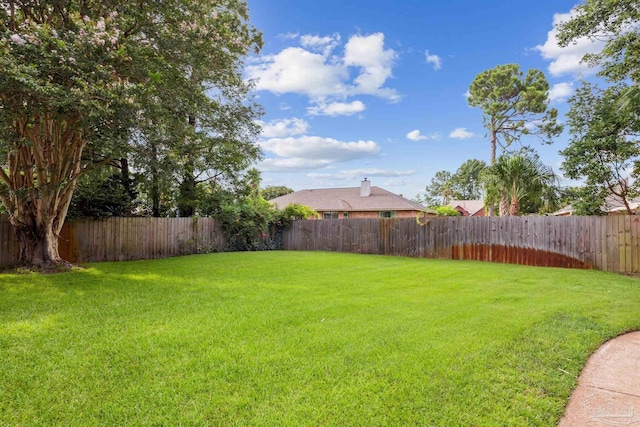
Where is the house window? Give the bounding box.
[379,211,396,218]
[323,211,339,219]
[343,212,349,218]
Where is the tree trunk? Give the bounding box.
[178,168,196,217]
[14,219,69,269]
[0,114,83,270]
[610,181,634,216]
[177,112,198,217]
[149,144,160,217]
[490,128,497,166]
[488,126,497,216]
[120,157,133,198]
[509,198,520,216]
[499,196,509,217]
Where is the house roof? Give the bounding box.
[550,204,574,216]
[603,194,640,212]
[550,194,640,216]
[269,186,430,212]
[448,200,485,216]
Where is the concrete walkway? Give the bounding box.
[559,331,640,426]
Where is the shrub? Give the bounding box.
[217,198,274,251]
[435,206,461,216]
[216,200,317,251]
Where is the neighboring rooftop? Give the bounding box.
[604,194,640,213]
[269,181,429,213]
[551,194,640,216]
[448,200,485,216]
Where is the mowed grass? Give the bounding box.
[1,252,640,426]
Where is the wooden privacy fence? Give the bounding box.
[283,216,640,273]
[0,216,226,268]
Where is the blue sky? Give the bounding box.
[245,0,602,200]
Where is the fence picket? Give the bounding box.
[3,215,640,273]
[281,216,639,272]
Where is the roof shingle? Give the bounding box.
[269,186,428,212]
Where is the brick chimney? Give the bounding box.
[360,178,371,197]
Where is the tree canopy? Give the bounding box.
[424,159,487,206]
[467,64,562,165]
[561,82,640,215]
[425,171,454,206]
[0,1,263,268]
[556,0,640,85]
[262,185,294,201]
[482,153,558,216]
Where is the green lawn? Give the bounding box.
[1,252,639,426]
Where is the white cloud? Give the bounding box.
[548,82,574,102]
[246,47,348,98]
[247,32,400,102]
[425,50,442,70]
[449,128,474,139]
[308,168,416,180]
[344,33,399,101]
[307,100,366,116]
[406,129,439,141]
[259,118,309,138]
[277,32,299,40]
[258,136,380,171]
[260,158,334,171]
[463,90,471,99]
[300,33,341,55]
[534,10,604,77]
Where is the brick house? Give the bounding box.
[447,200,486,217]
[269,179,434,219]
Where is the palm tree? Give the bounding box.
[482,154,558,216]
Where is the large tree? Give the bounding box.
[0,1,262,268]
[424,160,486,207]
[467,64,562,165]
[449,159,487,200]
[425,170,454,205]
[467,64,561,216]
[561,82,640,215]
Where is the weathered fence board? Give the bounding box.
[0,216,225,268]
[5,215,640,273]
[283,216,640,273]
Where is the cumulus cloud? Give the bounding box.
[308,168,416,180]
[548,82,574,102]
[425,50,442,70]
[300,33,341,55]
[259,118,309,138]
[344,33,399,100]
[534,10,604,76]
[247,32,399,102]
[406,129,439,141]
[258,136,380,171]
[246,47,348,98]
[307,100,366,116]
[449,128,474,139]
